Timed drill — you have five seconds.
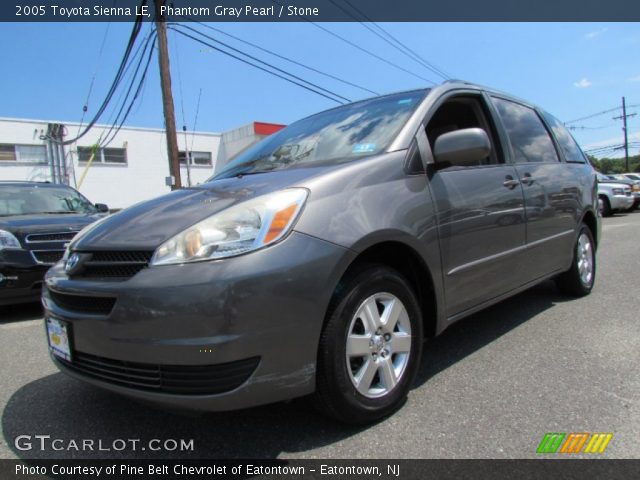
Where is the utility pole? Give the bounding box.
[613,96,637,172]
[154,0,181,189]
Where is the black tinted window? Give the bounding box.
[492,97,559,164]
[542,112,586,163]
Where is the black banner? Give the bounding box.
[2,459,640,480]
[4,0,640,22]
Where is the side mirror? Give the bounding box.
[95,203,109,213]
[433,128,491,167]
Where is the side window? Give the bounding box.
[492,97,560,164]
[425,95,503,168]
[542,112,587,163]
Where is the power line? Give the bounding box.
[333,0,450,80]
[190,87,202,154]
[57,1,147,145]
[99,32,157,148]
[172,23,351,104]
[565,103,640,125]
[568,124,616,131]
[177,18,379,96]
[100,26,155,135]
[76,17,113,140]
[169,25,349,105]
[309,21,436,85]
[268,0,434,85]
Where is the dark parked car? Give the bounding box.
[43,81,600,423]
[0,181,108,306]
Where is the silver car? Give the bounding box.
[43,81,600,423]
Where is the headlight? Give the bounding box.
[0,230,21,251]
[612,188,624,195]
[151,188,308,266]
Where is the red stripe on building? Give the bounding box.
[254,121,286,136]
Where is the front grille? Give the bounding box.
[89,251,153,263]
[56,352,260,395]
[31,250,65,265]
[71,251,154,280]
[49,290,116,315]
[26,231,79,243]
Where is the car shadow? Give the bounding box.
[415,280,563,386]
[2,281,567,460]
[0,302,42,324]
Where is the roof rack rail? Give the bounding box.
[442,79,473,85]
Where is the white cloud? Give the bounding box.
[628,75,640,83]
[574,78,592,88]
[585,28,608,39]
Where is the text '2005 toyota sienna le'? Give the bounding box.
[43,81,600,424]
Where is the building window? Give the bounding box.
[179,151,212,166]
[0,144,46,163]
[78,146,127,165]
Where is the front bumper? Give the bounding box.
[610,195,635,211]
[1,250,49,306]
[43,231,354,411]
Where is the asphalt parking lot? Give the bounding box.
[1,212,638,460]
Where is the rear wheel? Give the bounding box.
[314,265,423,424]
[555,225,596,297]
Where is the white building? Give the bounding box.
[0,117,284,209]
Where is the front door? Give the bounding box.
[424,93,527,318]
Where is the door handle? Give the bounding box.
[503,177,520,189]
[521,174,535,185]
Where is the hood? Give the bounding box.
[72,165,340,251]
[0,213,104,241]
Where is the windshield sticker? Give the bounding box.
[398,98,413,105]
[352,143,377,154]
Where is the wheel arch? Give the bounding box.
[580,208,600,248]
[333,239,440,339]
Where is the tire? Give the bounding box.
[599,196,612,217]
[314,264,423,424]
[555,225,596,297]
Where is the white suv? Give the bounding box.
[597,173,634,216]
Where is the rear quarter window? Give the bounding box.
[542,112,587,163]
[492,97,560,164]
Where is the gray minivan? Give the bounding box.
[43,81,600,423]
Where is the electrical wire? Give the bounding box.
[99,26,155,137]
[171,24,351,104]
[190,88,202,154]
[75,17,113,141]
[98,32,157,148]
[332,0,450,80]
[309,21,435,85]
[56,0,147,145]
[177,17,379,96]
[169,25,348,105]
[565,104,639,125]
[269,0,434,85]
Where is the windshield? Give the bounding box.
[0,185,96,216]
[214,90,428,179]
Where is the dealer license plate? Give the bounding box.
[46,317,72,361]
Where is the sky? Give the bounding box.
[1,21,638,157]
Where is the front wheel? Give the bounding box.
[555,226,596,297]
[314,265,423,424]
[599,196,612,217]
